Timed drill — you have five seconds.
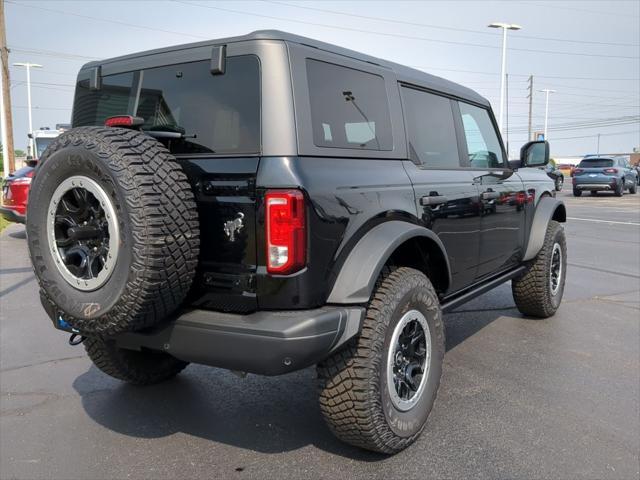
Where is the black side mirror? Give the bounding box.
[520,140,550,167]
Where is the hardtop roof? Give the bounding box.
[81,30,489,107]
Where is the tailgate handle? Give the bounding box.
[420,194,448,206]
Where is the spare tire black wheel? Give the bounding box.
[27,127,199,336]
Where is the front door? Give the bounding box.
[400,86,481,293]
[456,101,526,279]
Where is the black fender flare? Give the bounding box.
[523,196,567,261]
[327,221,452,304]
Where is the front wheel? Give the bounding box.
[512,220,567,318]
[629,181,637,194]
[317,267,445,454]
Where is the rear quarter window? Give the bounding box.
[306,59,392,151]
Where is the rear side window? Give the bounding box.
[401,87,460,167]
[578,159,614,168]
[458,102,504,169]
[73,72,135,127]
[72,56,260,155]
[306,59,392,151]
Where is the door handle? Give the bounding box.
[420,195,448,206]
[481,191,500,200]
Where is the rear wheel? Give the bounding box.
[629,181,637,194]
[555,176,563,191]
[573,188,582,197]
[512,220,567,318]
[590,190,598,196]
[615,180,624,197]
[85,338,188,385]
[317,267,445,454]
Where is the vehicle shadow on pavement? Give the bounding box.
[70,298,511,460]
[72,364,385,461]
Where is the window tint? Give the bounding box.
[73,71,134,127]
[306,59,392,150]
[578,158,614,168]
[401,87,460,167]
[136,57,260,155]
[458,102,504,169]
[72,56,261,155]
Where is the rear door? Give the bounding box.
[455,101,526,279]
[400,85,481,292]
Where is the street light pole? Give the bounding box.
[488,22,521,133]
[13,62,42,157]
[539,88,556,140]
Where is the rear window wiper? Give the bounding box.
[143,124,197,140]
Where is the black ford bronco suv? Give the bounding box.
[26,31,567,454]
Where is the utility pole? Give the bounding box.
[527,75,534,141]
[0,0,15,174]
[13,62,42,157]
[539,88,556,140]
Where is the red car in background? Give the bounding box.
[1,165,35,224]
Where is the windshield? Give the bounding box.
[35,137,55,158]
[72,56,260,155]
[578,158,614,168]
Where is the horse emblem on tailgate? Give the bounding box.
[223,212,245,242]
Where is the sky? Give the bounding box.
[4,0,640,158]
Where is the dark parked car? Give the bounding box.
[26,31,566,454]
[542,163,564,191]
[572,156,638,196]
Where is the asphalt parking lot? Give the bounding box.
[1,189,638,480]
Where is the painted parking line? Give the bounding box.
[567,216,640,226]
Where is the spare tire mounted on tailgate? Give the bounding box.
[27,127,199,336]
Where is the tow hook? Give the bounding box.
[69,333,86,346]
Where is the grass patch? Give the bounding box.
[0,215,12,233]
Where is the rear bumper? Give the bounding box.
[574,183,613,191]
[110,307,364,376]
[0,206,26,224]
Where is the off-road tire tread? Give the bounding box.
[317,266,444,454]
[31,127,199,335]
[512,220,565,318]
[84,337,188,385]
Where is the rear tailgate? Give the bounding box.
[72,54,263,313]
[182,157,259,312]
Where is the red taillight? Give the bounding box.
[573,168,583,174]
[603,168,618,174]
[104,115,144,128]
[265,190,306,274]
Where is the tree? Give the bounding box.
[14,149,25,157]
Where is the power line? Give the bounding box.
[13,105,71,111]
[9,47,97,61]
[173,1,640,60]
[266,0,640,48]
[5,0,208,40]
[549,129,639,141]
[523,1,640,20]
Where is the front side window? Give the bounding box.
[458,102,504,169]
[306,59,392,150]
[72,56,260,155]
[401,87,460,168]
